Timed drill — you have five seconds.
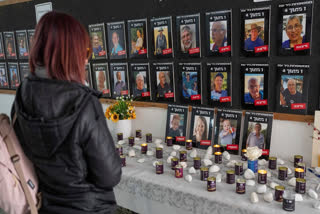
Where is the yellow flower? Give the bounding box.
[131,112,136,119]
[111,113,119,123]
[105,108,111,119]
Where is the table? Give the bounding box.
[114,138,320,214]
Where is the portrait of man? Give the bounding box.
[96,70,106,91]
[6,40,15,57]
[91,33,103,58]
[10,67,19,86]
[133,72,147,96]
[244,22,264,50]
[168,114,183,137]
[155,27,168,54]
[114,71,127,96]
[157,71,172,97]
[0,67,7,87]
[211,72,228,100]
[111,31,124,56]
[282,14,307,49]
[210,21,227,51]
[280,77,303,107]
[18,38,27,56]
[182,72,198,98]
[246,123,265,149]
[180,25,196,53]
[244,75,264,103]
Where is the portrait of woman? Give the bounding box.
[282,15,306,49]
[192,116,208,142]
[135,29,144,53]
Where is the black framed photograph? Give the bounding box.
[15,30,29,59]
[189,107,214,150]
[129,63,150,100]
[107,21,127,59]
[3,32,17,59]
[205,10,231,57]
[241,111,273,159]
[19,62,30,82]
[85,63,93,88]
[150,16,173,58]
[88,23,107,60]
[176,13,201,58]
[213,109,242,155]
[110,63,129,98]
[178,63,201,105]
[92,63,111,97]
[278,1,313,56]
[165,104,189,145]
[0,33,5,60]
[7,62,20,90]
[0,63,9,89]
[241,64,269,111]
[207,63,232,107]
[27,29,35,52]
[151,62,174,102]
[276,64,309,115]
[240,7,270,57]
[127,19,148,59]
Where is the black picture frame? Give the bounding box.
[27,29,35,53]
[240,64,269,111]
[88,23,108,60]
[129,63,151,101]
[110,63,129,99]
[15,30,29,59]
[107,21,127,60]
[151,62,175,102]
[205,10,232,57]
[7,62,20,90]
[0,33,5,60]
[241,111,273,160]
[3,31,17,60]
[278,1,313,56]
[165,104,189,145]
[213,109,242,155]
[176,13,201,58]
[189,106,214,150]
[127,19,148,59]
[85,63,93,88]
[19,62,30,82]
[92,63,111,98]
[240,6,270,57]
[207,63,232,107]
[150,16,173,58]
[275,64,309,115]
[0,62,9,89]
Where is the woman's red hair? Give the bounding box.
[29,11,91,83]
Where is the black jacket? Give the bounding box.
[12,73,122,214]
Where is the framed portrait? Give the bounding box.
[165,104,189,145]
[15,30,29,59]
[0,63,9,89]
[127,19,148,59]
[178,63,201,105]
[151,62,174,102]
[107,21,127,59]
[7,62,20,90]
[110,63,129,98]
[88,23,107,60]
[189,107,214,150]
[205,10,232,57]
[92,63,111,97]
[241,64,269,111]
[129,63,151,100]
[176,13,201,58]
[241,111,273,159]
[240,7,270,57]
[207,63,232,107]
[85,63,93,88]
[27,29,35,53]
[3,32,17,60]
[278,1,313,56]
[213,109,242,155]
[276,64,309,114]
[0,33,5,60]
[150,16,173,58]
[19,62,30,82]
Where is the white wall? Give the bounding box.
[1,94,313,166]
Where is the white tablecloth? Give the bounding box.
[114,139,320,214]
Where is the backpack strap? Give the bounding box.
[0,113,38,214]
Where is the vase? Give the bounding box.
[108,119,132,141]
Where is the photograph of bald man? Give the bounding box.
[244,76,264,103]
[280,77,303,107]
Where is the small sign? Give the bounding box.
[35,2,53,23]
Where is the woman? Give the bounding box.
[135,29,143,53]
[11,12,121,214]
[192,116,208,142]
